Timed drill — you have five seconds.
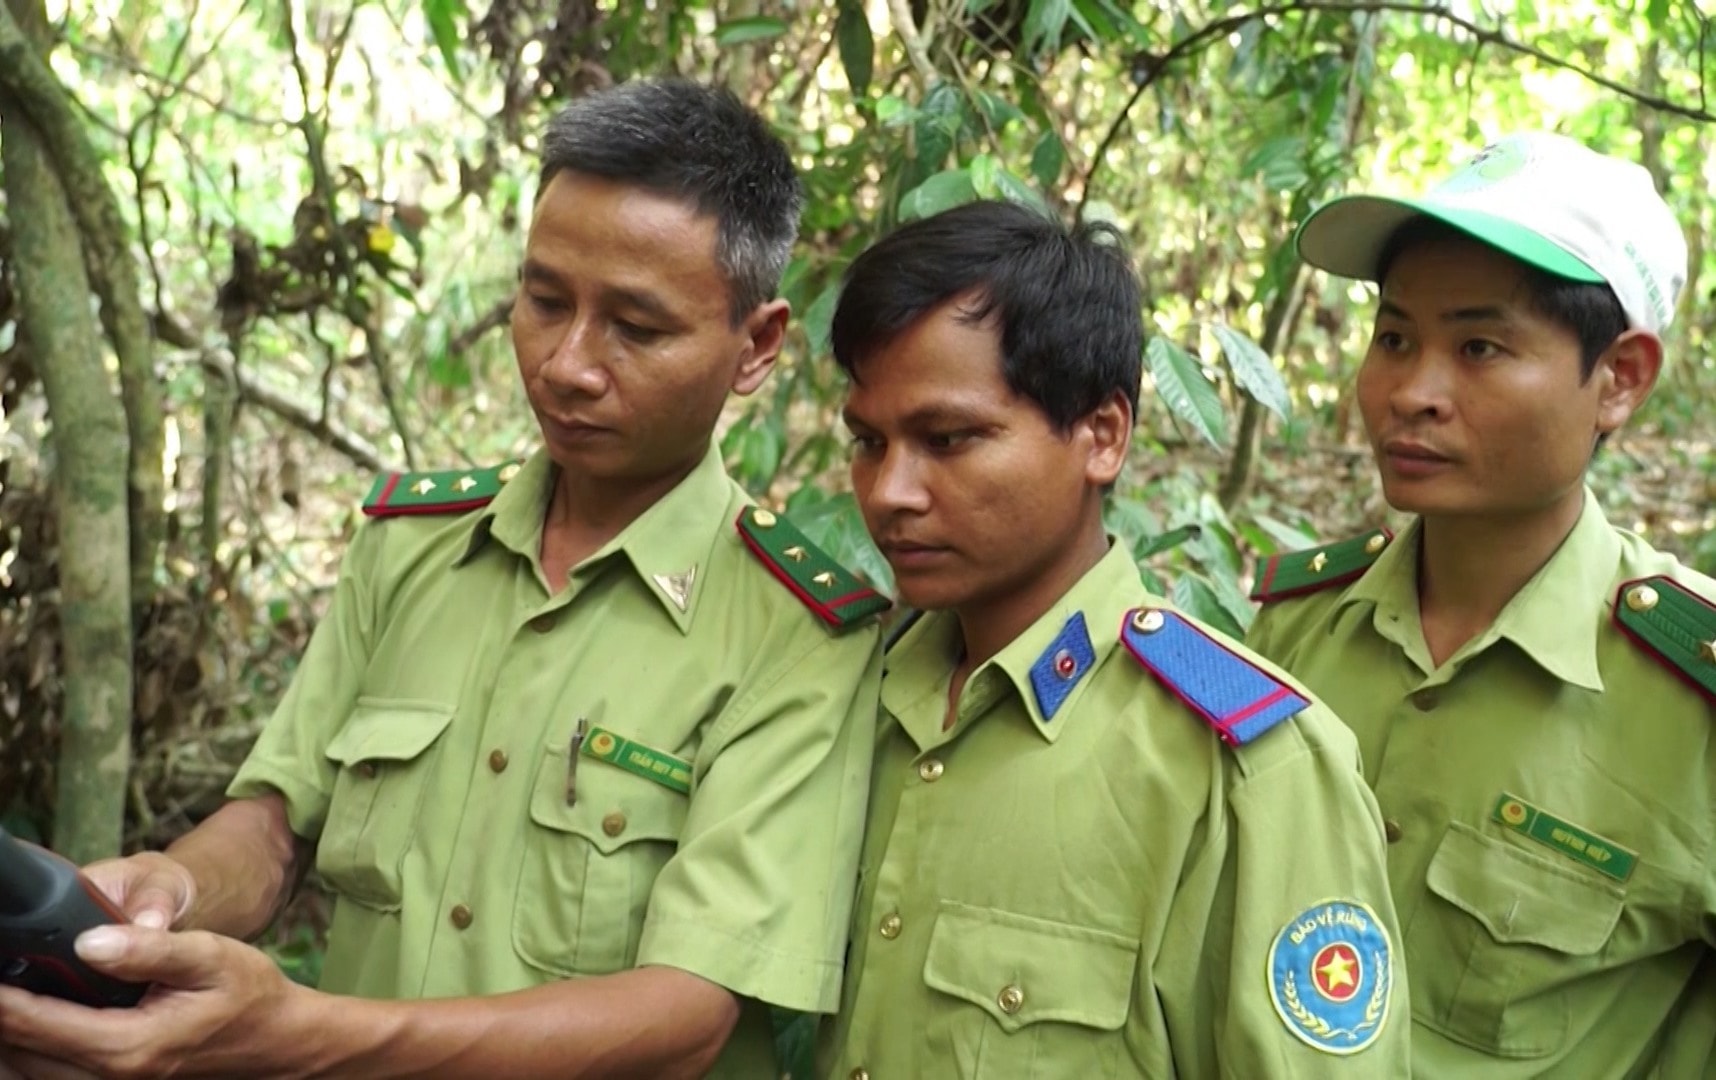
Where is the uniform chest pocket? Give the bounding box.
[1406,822,1625,1059]
[513,740,689,978]
[922,902,1138,1080]
[317,699,455,912]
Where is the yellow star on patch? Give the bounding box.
[1702,640,1716,665]
[411,477,436,495]
[454,475,478,493]
[1309,552,1329,573]
[1318,950,1356,993]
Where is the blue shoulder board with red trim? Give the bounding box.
[735,506,891,632]
[1120,606,1309,745]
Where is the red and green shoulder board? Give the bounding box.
[363,461,524,517]
[736,506,891,632]
[1613,576,1716,706]
[1251,528,1393,603]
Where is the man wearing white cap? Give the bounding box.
[1246,132,1716,1076]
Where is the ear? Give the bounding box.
[731,299,790,396]
[1593,329,1662,435]
[1080,390,1133,487]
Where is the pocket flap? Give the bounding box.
[325,699,455,766]
[923,902,1138,1033]
[528,743,687,855]
[1426,823,1624,955]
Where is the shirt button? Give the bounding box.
[488,749,509,773]
[450,904,473,930]
[997,984,1025,1014]
[918,758,945,782]
[1411,689,1439,711]
[529,613,557,634]
[848,1070,870,1080]
[1384,819,1403,844]
[879,913,902,939]
[356,761,378,779]
[602,811,627,837]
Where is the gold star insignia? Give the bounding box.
[784,545,808,562]
[454,475,478,492]
[1318,950,1357,993]
[812,571,836,589]
[1701,640,1716,665]
[1309,551,1329,573]
[410,477,436,495]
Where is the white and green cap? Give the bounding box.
[1296,132,1687,334]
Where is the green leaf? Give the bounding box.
[802,282,841,357]
[714,15,788,46]
[1241,134,1308,191]
[423,0,466,81]
[1145,337,1227,447]
[1030,130,1066,188]
[1645,0,1669,26]
[968,153,1000,198]
[1022,0,1072,54]
[1137,523,1201,559]
[1251,512,1319,553]
[898,169,978,222]
[994,168,1051,215]
[1172,573,1249,637]
[791,492,894,596]
[1211,323,1291,421]
[835,1,873,97]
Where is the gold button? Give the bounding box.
[1365,533,1388,555]
[450,904,473,929]
[1410,689,1439,712]
[918,759,944,782]
[848,1070,870,1080]
[488,749,509,773]
[497,462,521,483]
[1130,609,1165,634]
[529,613,557,634]
[1384,819,1403,844]
[997,984,1025,1014]
[602,811,627,837]
[1625,584,1659,612]
[751,508,776,528]
[879,913,902,939]
[356,761,377,779]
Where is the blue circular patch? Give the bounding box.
[1267,899,1393,1054]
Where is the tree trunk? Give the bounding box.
[0,97,136,863]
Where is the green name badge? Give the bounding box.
[580,725,692,795]
[1491,793,1637,883]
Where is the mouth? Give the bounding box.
[1379,439,1453,475]
[541,416,612,441]
[879,540,952,566]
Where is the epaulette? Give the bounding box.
[1251,528,1393,603]
[1120,606,1310,746]
[363,461,523,517]
[735,506,891,631]
[1613,576,1716,705]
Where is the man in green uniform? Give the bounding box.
[822,200,1409,1078]
[0,80,885,1079]
[1248,131,1716,1077]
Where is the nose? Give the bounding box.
[858,445,931,517]
[1387,349,1453,422]
[539,317,609,397]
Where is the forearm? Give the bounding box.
[289,965,738,1080]
[169,795,305,939]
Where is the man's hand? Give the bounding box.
[0,925,309,1080]
[80,853,197,930]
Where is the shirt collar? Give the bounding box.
[882,540,1145,748]
[1338,490,1618,690]
[456,442,735,633]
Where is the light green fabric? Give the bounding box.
[1249,493,1716,1077]
[827,542,1410,1078]
[230,443,883,1077]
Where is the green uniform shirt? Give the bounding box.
[1248,494,1716,1077]
[827,542,1410,1079]
[229,444,883,1077]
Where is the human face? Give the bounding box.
[843,296,1128,620]
[512,171,786,487]
[1358,236,1633,522]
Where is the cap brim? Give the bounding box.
[1295,195,1605,285]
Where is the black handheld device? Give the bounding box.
[0,825,149,1007]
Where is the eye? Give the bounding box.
[526,293,567,316]
[1461,338,1504,361]
[847,433,884,456]
[925,431,975,452]
[616,320,665,344]
[1371,329,1408,353]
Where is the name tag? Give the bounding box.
[1492,793,1637,882]
[580,725,692,795]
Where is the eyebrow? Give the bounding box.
[842,402,993,430]
[1377,299,1512,324]
[519,260,681,324]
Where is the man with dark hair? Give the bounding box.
[0,80,885,1078]
[1248,131,1716,1076]
[823,199,1409,1077]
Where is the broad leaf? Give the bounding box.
[1030,130,1066,188]
[835,1,873,97]
[1172,573,1249,638]
[1145,337,1227,447]
[1022,0,1072,54]
[1211,322,1291,421]
[423,0,466,81]
[714,15,788,46]
[1137,523,1201,559]
[898,169,978,222]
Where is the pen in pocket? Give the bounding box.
[566,717,589,806]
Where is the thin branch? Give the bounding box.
[887,0,937,88]
[1077,0,1716,219]
[449,296,516,356]
[198,349,391,472]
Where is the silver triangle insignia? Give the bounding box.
[653,566,697,612]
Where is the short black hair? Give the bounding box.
[1375,216,1627,382]
[539,79,803,322]
[831,200,1143,432]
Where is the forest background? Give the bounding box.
[2,0,1714,995]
